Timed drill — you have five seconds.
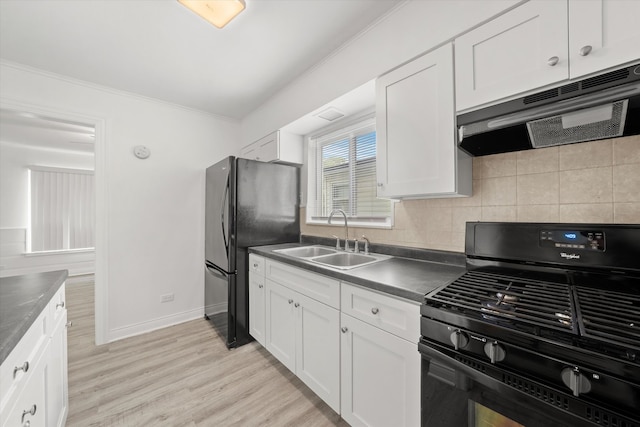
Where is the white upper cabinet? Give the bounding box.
[568,0,640,78]
[456,0,640,112]
[455,0,569,112]
[240,130,303,165]
[376,43,471,199]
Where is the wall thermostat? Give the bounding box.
[133,145,151,159]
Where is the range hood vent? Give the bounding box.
[457,63,640,157]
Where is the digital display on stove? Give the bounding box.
[540,229,605,251]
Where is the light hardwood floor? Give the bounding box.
[66,280,348,426]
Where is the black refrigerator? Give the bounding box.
[204,156,300,348]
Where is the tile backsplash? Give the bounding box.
[301,135,640,253]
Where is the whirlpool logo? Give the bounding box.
[560,252,581,260]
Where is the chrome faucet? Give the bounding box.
[361,235,370,255]
[328,209,349,251]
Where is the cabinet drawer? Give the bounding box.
[266,260,340,309]
[341,282,420,342]
[249,254,265,276]
[0,307,49,413]
[49,284,67,329]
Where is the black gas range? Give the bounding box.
[419,222,639,427]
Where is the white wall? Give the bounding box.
[0,61,240,342]
[240,0,522,144]
[0,142,95,276]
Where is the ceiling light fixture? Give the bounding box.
[178,0,246,29]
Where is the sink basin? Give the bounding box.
[310,252,389,270]
[275,246,337,258]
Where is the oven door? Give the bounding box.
[419,339,602,427]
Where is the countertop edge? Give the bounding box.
[0,269,68,365]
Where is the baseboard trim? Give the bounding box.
[108,307,204,343]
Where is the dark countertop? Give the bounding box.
[0,270,68,364]
[249,243,466,303]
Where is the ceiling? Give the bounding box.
[0,0,401,120]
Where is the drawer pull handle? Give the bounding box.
[341,327,348,333]
[547,56,559,66]
[56,301,65,309]
[22,404,36,423]
[371,307,379,315]
[13,361,29,378]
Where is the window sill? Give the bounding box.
[25,248,95,257]
[306,220,393,230]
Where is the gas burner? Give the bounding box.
[496,292,519,303]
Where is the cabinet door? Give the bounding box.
[376,43,465,198]
[47,310,68,427]
[340,314,420,427]
[569,0,640,78]
[248,275,266,347]
[2,344,48,427]
[455,0,569,112]
[265,280,296,373]
[295,293,340,413]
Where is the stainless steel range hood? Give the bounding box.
[457,63,640,156]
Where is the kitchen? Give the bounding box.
[1,0,639,426]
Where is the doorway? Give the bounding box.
[0,101,107,345]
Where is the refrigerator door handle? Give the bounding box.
[221,174,230,256]
[205,261,230,278]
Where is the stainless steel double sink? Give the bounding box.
[274,245,390,270]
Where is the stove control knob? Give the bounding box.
[561,367,592,397]
[450,330,469,350]
[484,341,506,364]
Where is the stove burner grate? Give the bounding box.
[575,286,640,351]
[427,270,576,333]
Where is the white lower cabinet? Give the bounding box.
[264,261,341,412]
[2,343,48,427]
[340,283,421,427]
[251,256,423,425]
[340,314,420,427]
[1,283,68,427]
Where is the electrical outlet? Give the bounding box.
[160,293,174,303]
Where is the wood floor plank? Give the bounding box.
[66,280,348,426]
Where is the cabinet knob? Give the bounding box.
[579,45,592,56]
[341,327,348,333]
[258,284,263,289]
[288,299,293,304]
[294,302,300,308]
[66,321,73,328]
[56,301,65,309]
[253,263,258,268]
[377,183,383,187]
[547,56,559,66]
[371,307,379,315]
[13,361,29,378]
[21,404,36,423]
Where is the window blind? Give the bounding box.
[309,119,391,223]
[29,167,95,252]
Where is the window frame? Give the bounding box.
[305,114,394,229]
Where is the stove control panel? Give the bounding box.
[540,229,605,251]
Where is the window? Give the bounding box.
[307,117,393,227]
[28,166,95,252]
